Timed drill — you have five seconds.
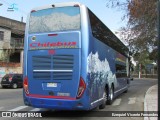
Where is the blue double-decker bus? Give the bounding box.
[23,2,130,110]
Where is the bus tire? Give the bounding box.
[107,85,114,105]
[99,90,107,109]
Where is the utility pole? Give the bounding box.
[138,63,141,78]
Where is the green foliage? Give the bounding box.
[106,0,158,63]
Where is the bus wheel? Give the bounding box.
[107,86,114,105]
[99,90,107,109]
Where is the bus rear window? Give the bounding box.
[29,6,80,33]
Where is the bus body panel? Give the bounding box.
[87,36,116,106]
[27,49,80,98]
[24,94,90,110]
[27,31,81,98]
[23,2,130,110]
[86,7,129,107]
[23,5,91,110]
[87,36,129,107]
[28,31,81,50]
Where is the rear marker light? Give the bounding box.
[76,77,86,99]
[48,34,58,36]
[31,10,36,13]
[23,76,29,95]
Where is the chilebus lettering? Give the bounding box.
[30,42,77,49]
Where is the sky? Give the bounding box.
[0,0,127,34]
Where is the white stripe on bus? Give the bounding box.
[91,98,104,105]
[114,86,127,94]
[33,70,73,72]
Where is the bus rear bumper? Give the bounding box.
[24,96,89,110]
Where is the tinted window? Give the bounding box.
[29,6,80,33]
[88,9,128,57]
[116,64,127,78]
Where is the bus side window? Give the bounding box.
[116,64,127,78]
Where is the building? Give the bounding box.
[0,16,25,78]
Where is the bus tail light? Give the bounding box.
[76,77,86,99]
[23,76,29,95]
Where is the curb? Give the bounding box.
[144,84,158,120]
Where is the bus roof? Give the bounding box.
[31,2,82,12]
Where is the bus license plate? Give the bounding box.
[47,83,57,87]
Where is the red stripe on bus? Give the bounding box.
[48,34,58,36]
[27,94,76,100]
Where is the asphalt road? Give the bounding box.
[0,78,157,120]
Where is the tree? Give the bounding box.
[106,0,157,62]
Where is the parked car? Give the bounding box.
[1,74,23,89]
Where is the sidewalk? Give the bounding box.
[144,84,158,120]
